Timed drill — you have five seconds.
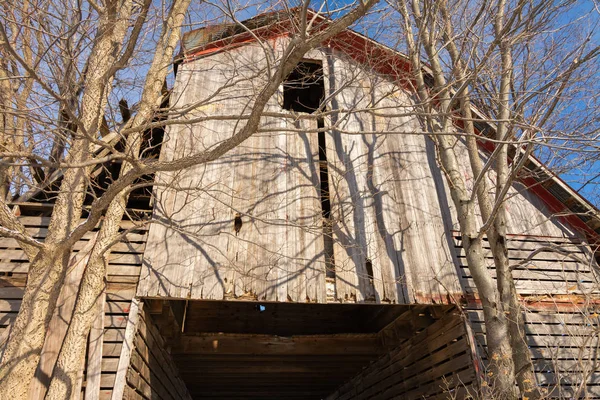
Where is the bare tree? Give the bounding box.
[0,1,381,398]
[391,0,600,397]
[2,0,598,397]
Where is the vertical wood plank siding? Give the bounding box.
[138,38,586,304]
[139,41,327,302]
[139,40,464,303]
[324,58,462,304]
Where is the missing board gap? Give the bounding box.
[317,117,336,280]
[365,258,374,279]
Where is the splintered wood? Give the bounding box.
[138,42,327,302]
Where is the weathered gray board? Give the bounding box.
[467,308,600,398]
[453,233,599,296]
[118,305,193,400]
[139,42,326,302]
[323,64,463,304]
[138,36,587,304]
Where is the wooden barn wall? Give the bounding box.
[139,36,591,306]
[453,232,599,297]
[0,216,148,399]
[326,312,478,400]
[467,307,600,398]
[138,39,465,304]
[120,306,192,400]
[323,53,463,304]
[449,136,582,239]
[452,233,600,397]
[139,40,327,302]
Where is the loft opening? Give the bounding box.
[283,61,324,113]
[283,60,334,279]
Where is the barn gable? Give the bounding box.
[137,12,598,305]
[2,9,600,400]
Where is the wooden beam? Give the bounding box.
[84,289,106,400]
[111,298,142,400]
[171,333,384,356]
[377,306,438,344]
[169,300,187,332]
[461,315,484,394]
[147,299,163,315]
[29,233,98,399]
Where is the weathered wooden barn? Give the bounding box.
[2,9,600,399]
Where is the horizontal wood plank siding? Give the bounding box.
[0,216,148,399]
[326,312,477,399]
[123,309,192,400]
[467,308,600,398]
[452,232,599,296]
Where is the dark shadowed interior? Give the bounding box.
[146,300,456,399]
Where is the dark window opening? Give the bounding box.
[140,126,165,160]
[318,119,331,220]
[318,118,335,279]
[283,61,324,113]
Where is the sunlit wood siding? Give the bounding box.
[468,307,600,397]
[138,41,327,302]
[0,216,148,399]
[137,36,593,304]
[323,56,462,304]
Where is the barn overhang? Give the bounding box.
[140,299,475,399]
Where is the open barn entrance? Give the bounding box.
[142,300,475,399]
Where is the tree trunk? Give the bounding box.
[45,1,192,396]
[0,2,137,397]
[0,3,381,398]
[0,249,68,399]
[492,0,541,395]
[396,0,518,396]
[44,254,107,400]
[438,0,541,395]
